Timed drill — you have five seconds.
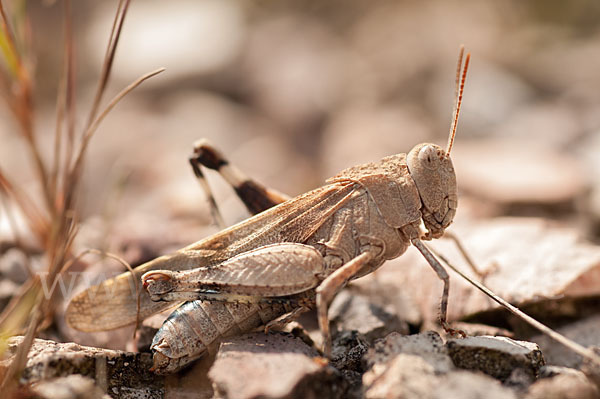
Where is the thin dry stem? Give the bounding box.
[64,0,76,163]
[84,0,130,131]
[0,0,147,390]
[0,169,49,241]
[0,1,55,219]
[0,277,35,328]
[0,280,42,392]
[50,0,74,203]
[47,214,78,282]
[50,56,67,203]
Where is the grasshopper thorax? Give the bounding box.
[406,143,457,239]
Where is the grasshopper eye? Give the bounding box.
[418,145,439,170]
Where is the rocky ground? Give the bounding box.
[2,305,599,398]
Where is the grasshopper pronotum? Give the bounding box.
[66,48,471,374]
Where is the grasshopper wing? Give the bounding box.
[66,182,358,332]
[65,251,205,332]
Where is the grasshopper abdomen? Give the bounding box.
[150,299,302,374]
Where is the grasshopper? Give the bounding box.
[66,48,470,374]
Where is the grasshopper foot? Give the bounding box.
[441,321,467,338]
[264,306,310,334]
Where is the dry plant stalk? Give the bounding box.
[66,48,472,374]
[0,0,163,392]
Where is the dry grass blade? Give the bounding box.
[0,1,22,78]
[0,224,78,392]
[0,1,152,393]
[0,169,49,242]
[0,279,41,390]
[84,0,131,131]
[0,279,37,336]
[0,0,54,218]
[60,0,131,220]
[50,0,75,203]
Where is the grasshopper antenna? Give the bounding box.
[446,46,470,155]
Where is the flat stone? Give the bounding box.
[329,288,409,343]
[163,354,215,399]
[0,278,19,311]
[31,375,110,399]
[208,332,345,399]
[363,354,516,399]
[539,365,589,379]
[363,354,436,399]
[365,331,454,374]
[0,248,30,284]
[531,313,600,368]
[362,333,518,399]
[330,330,369,373]
[434,370,517,399]
[378,217,600,325]
[1,337,162,398]
[525,371,599,399]
[446,336,545,382]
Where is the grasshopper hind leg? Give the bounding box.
[190,139,290,223]
[316,251,375,356]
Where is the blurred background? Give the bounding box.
[2,0,600,351]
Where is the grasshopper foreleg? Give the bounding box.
[411,238,466,338]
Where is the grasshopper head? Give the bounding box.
[407,46,469,239]
[407,143,457,239]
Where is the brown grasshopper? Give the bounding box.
[66,48,471,374]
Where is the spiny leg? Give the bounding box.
[190,139,290,219]
[316,251,374,356]
[411,238,466,338]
